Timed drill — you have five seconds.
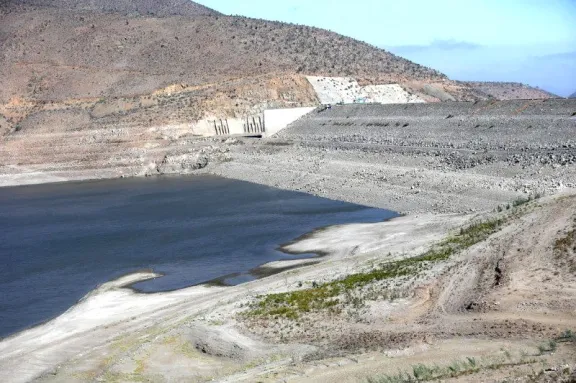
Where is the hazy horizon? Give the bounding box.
[198,0,576,97]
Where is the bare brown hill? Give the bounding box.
[463,81,560,100]
[0,0,221,17]
[0,6,446,104]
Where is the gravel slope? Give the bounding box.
[210,99,576,213]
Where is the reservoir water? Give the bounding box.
[0,175,397,338]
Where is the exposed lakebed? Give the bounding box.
[0,175,397,338]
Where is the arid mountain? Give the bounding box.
[569,91,576,99]
[0,5,446,104]
[0,0,563,187]
[0,0,221,17]
[462,81,560,100]
[0,0,460,185]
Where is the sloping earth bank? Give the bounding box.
[210,99,576,214]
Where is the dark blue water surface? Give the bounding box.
[0,175,397,338]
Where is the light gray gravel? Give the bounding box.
[208,99,576,214]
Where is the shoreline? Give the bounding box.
[0,210,394,339]
[0,211,465,383]
[0,177,395,341]
[2,192,574,383]
[2,98,575,381]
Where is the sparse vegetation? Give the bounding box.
[366,351,537,383]
[513,196,531,207]
[537,340,557,355]
[496,193,542,213]
[365,122,390,127]
[553,225,576,272]
[554,229,576,253]
[245,217,505,319]
[556,329,576,343]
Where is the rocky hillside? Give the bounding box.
[0,0,469,153]
[463,81,560,100]
[0,2,447,105]
[0,0,221,17]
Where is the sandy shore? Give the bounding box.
[1,100,575,382]
[0,212,465,383]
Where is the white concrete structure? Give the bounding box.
[192,116,264,136]
[306,76,424,105]
[192,108,314,137]
[363,84,425,104]
[263,107,316,136]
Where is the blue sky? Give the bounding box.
[198,0,576,97]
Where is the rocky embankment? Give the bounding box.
[2,99,575,214]
[210,99,576,213]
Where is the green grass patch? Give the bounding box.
[537,340,557,355]
[556,329,576,343]
[245,218,504,319]
[366,353,537,383]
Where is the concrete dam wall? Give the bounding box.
[192,107,315,137]
[209,116,265,136]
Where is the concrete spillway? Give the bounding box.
[191,107,315,137]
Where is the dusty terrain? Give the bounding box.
[0,0,470,186]
[0,0,561,191]
[1,2,575,382]
[0,3,445,106]
[0,100,575,382]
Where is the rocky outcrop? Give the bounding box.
[155,153,209,175]
[306,76,424,104]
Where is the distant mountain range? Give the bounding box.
[569,92,576,99]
